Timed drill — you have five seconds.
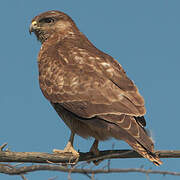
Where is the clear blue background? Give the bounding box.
[0,0,180,179]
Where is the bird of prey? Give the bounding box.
[29,10,162,165]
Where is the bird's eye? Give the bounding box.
[39,17,54,24]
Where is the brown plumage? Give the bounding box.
[29,10,162,165]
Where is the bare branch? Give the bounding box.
[20,174,28,180]
[0,164,180,176]
[0,146,180,178]
[0,143,8,151]
[0,150,179,164]
[48,176,58,180]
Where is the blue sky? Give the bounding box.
[0,0,180,179]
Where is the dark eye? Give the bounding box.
[39,17,54,24]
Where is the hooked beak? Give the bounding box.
[29,21,38,34]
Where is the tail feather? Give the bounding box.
[128,140,162,166]
[99,114,163,165]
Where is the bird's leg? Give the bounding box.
[53,132,79,157]
[89,139,103,165]
[89,139,99,155]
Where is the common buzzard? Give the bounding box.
[29,10,162,165]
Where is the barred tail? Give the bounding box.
[99,114,163,166]
[127,140,163,166]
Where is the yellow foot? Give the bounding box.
[53,141,79,165]
[53,142,79,157]
[53,148,79,157]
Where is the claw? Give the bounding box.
[53,132,79,165]
[53,141,79,157]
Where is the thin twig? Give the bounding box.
[48,176,58,180]
[20,174,28,180]
[0,143,8,151]
[0,164,180,176]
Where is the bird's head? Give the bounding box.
[29,10,78,43]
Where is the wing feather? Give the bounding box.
[38,37,146,118]
[39,61,145,118]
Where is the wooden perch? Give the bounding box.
[1,144,180,178]
[0,149,180,164]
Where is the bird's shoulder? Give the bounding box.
[38,33,145,113]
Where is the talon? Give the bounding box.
[53,132,79,165]
[53,143,79,157]
[53,147,79,165]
